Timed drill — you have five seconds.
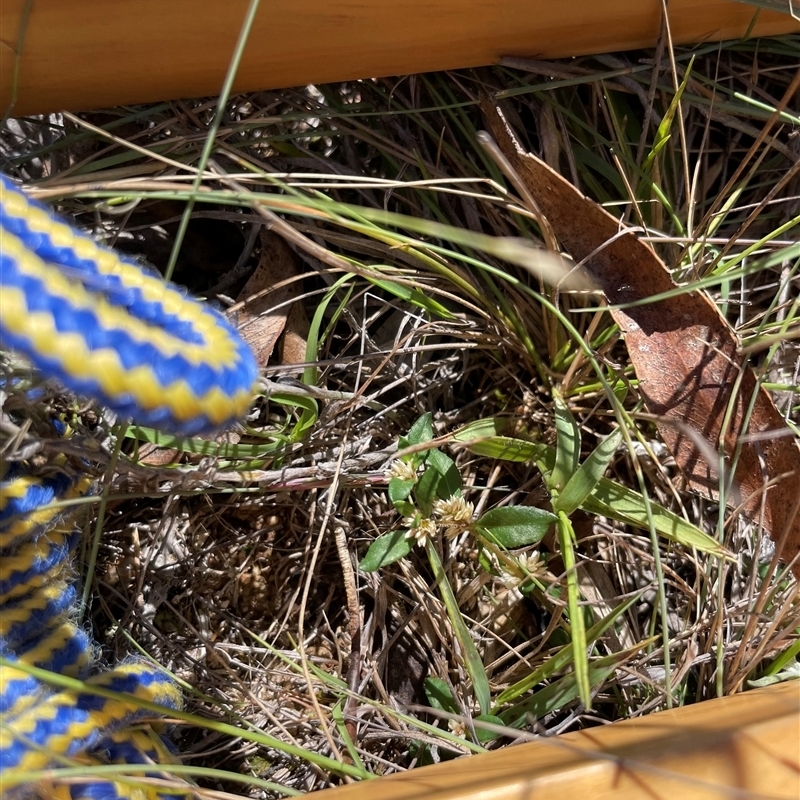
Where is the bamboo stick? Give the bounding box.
[2,0,799,116]
[317,680,800,800]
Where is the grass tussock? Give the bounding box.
[2,29,799,797]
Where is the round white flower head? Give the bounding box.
[448,718,467,738]
[404,516,437,548]
[433,496,474,538]
[503,551,546,590]
[387,459,418,482]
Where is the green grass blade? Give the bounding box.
[493,591,643,707]
[499,645,648,727]
[164,0,261,281]
[640,56,694,177]
[332,700,367,770]
[550,389,581,492]
[556,511,591,709]
[304,274,354,387]
[582,477,732,558]
[426,542,491,714]
[554,429,623,515]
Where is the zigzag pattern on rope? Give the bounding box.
[0,174,257,435]
[0,174,258,799]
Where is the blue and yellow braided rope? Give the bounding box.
[0,174,259,799]
[0,173,257,435]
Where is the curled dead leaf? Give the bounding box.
[481,98,800,575]
[237,229,305,366]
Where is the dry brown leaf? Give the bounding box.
[220,229,309,450]
[280,301,310,367]
[237,229,303,366]
[136,441,180,467]
[481,99,800,574]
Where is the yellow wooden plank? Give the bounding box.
[316,681,800,800]
[1,0,799,115]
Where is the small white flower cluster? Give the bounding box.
[433,496,475,538]
[402,496,475,548]
[502,551,547,590]
[447,718,467,738]
[403,515,438,548]
[387,459,418,482]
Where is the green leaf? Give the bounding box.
[477,545,495,575]
[394,500,416,518]
[268,392,319,441]
[427,448,454,474]
[450,417,506,439]
[464,435,549,465]
[475,506,557,548]
[427,542,491,714]
[424,677,459,714]
[411,444,460,514]
[451,419,729,558]
[389,477,415,506]
[554,429,623,515]
[449,418,552,470]
[427,449,462,499]
[748,661,800,688]
[550,390,580,492]
[556,511,591,710]
[583,477,731,557]
[415,466,439,517]
[474,714,506,743]
[761,637,800,679]
[401,412,434,449]
[367,277,454,320]
[360,530,413,572]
